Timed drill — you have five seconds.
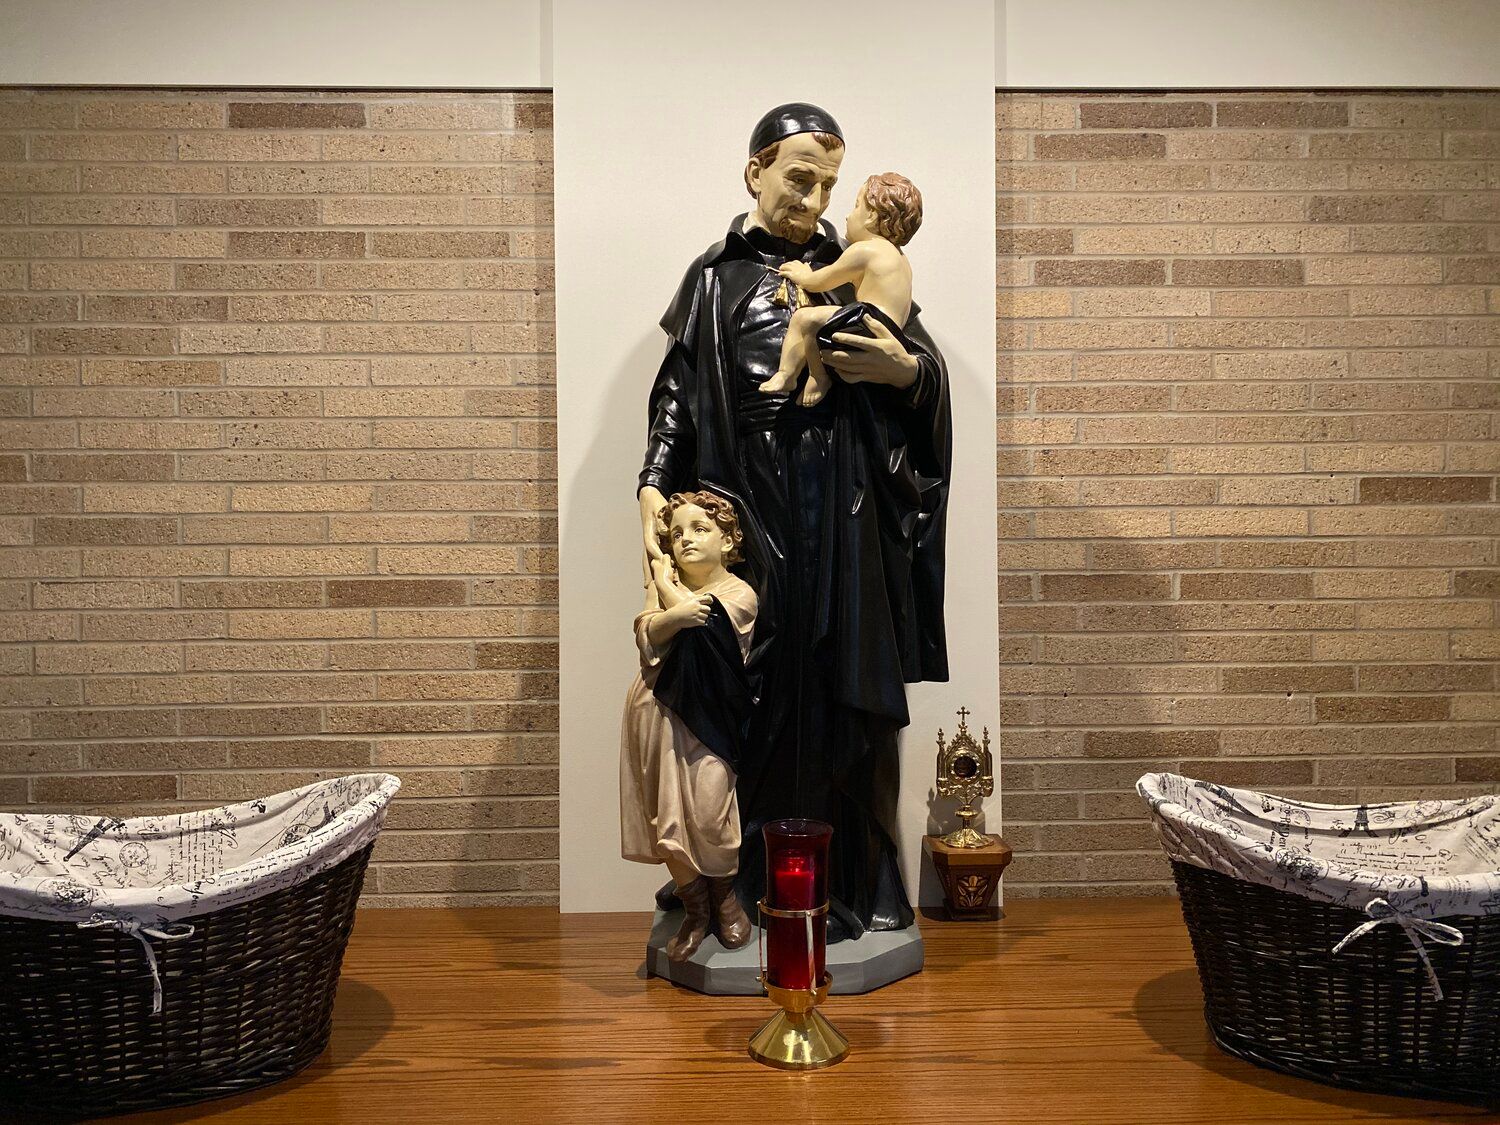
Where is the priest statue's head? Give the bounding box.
[743,102,845,244]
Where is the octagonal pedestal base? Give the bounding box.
[644,910,923,995]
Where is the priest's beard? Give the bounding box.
[775,210,817,242]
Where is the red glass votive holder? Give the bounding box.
[760,818,831,993]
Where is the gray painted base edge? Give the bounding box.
[644,909,924,995]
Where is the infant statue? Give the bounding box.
[619,490,758,962]
[757,171,924,407]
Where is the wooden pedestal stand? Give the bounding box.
[922,834,1013,920]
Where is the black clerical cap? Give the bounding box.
[748,102,843,157]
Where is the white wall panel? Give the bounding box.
[1000,0,1500,89]
[554,0,998,912]
[0,0,546,88]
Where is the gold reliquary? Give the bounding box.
[935,707,994,849]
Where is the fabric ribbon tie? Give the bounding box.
[1331,897,1464,1001]
[77,916,196,1015]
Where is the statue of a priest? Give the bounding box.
[636,103,951,942]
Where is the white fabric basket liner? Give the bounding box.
[0,773,400,929]
[1139,772,1500,921]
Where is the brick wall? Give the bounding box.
[998,91,1499,896]
[0,90,559,906]
[3,89,1496,906]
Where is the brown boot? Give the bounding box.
[708,875,752,950]
[665,876,712,963]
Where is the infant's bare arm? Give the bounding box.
[779,243,872,293]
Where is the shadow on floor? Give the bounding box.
[121,976,398,1124]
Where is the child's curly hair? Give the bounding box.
[862,172,923,247]
[655,490,744,565]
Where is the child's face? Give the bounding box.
[668,504,727,569]
[844,187,876,242]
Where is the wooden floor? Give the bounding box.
[101,899,1494,1124]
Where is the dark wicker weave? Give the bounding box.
[1173,860,1500,1104]
[0,843,372,1117]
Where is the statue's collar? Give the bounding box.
[705,213,844,268]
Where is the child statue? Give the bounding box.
[757,171,923,407]
[620,490,758,962]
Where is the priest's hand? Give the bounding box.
[820,314,918,390]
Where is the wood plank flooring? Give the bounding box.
[91,899,1500,1123]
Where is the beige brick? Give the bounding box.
[322,196,466,226]
[228,609,372,640]
[1213,225,1349,255]
[1349,161,1487,191]
[1220,296,1347,335]
[370,231,510,258]
[30,196,174,226]
[1361,601,1491,630]
[1168,194,1305,223]
[227,546,372,576]
[84,295,228,323]
[325,324,467,353]
[33,578,175,610]
[82,546,224,577]
[1066,285,1202,318]
[188,511,330,546]
[34,327,173,356]
[228,230,365,259]
[32,131,174,161]
[180,388,321,416]
[366,101,509,130]
[227,164,370,194]
[1034,132,1166,160]
[178,133,321,162]
[228,101,365,129]
[79,98,223,129]
[180,324,322,354]
[1171,259,1304,287]
[177,198,321,227]
[1174,508,1307,536]
[319,261,465,290]
[186,642,326,671]
[225,358,366,386]
[177,262,320,290]
[1216,99,1348,127]
[0,96,78,128]
[1074,163,1210,192]
[36,643,180,675]
[1166,130,1305,160]
[32,262,171,294]
[1172,319,1306,349]
[81,229,226,258]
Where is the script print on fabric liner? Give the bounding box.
[0,774,399,930]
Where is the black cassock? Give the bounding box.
[639,215,951,941]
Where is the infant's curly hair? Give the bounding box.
[862,172,923,247]
[655,490,744,566]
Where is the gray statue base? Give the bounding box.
[644,909,924,995]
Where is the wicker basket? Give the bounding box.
[1173,860,1500,1103]
[0,773,397,1116]
[0,843,373,1117]
[1142,772,1500,1103]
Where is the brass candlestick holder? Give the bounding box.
[936,707,994,848]
[749,899,848,1070]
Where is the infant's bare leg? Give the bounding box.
[759,305,834,395]
[799,333,833,406]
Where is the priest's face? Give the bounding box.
[747,133,844,243]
